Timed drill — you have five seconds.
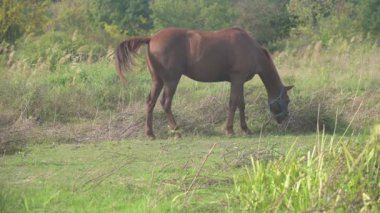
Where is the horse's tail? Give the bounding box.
[115,37,151,83]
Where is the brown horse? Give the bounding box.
[115,27,293,139]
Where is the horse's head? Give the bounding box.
[268,85,293,124]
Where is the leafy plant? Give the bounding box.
[360,0,380,34]
[15,31,105,71]
[88,0,152,36]
[0,0,49,43]
[235,0,296,43]
[151,0,237,31]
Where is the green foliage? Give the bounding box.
[235,0,296,43]
[360,0,380,34]
[288,0,334,29]
[48,0,93,35]
[286,0,368,46]
[15,31,106,71]
[0,0,49,43]
[151,0,237,31]
[88,0,152,36]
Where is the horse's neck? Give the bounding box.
[259,66,283,100]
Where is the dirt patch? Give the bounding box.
[0,118,40,154]
[0,105,146,154]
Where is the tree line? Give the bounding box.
[1,0,379,47]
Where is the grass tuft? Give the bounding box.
[232,125,380,212]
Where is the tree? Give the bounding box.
[360,0,380,34]
[287,0,379,43]
[0,0,49,43]
[288,0,334,30]
[88,0,152,36]
[151,0,237,31]
[49,0,92,34]
[235,0,296,43]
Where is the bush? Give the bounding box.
[0,0,48,43]
[151,0,237,31]
[88,0,152,36]
[15,31,106,71]
[235,0,296,43]
[360,0,380,34]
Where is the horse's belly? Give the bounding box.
[184,56,231,82]
[185,64,229,82]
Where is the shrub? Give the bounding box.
[15,31,106,71]
[235,0,296,43]
[360,0,380,34]
[88,0,152,36]
[151,0,237,31]
[0,0,48,43]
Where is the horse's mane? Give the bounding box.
[261,48,277,69]
[260,47,283,87]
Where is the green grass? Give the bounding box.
[0,135,314,212]
[234,127,380,212]
[1,130,379,212]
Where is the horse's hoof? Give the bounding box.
[146,133,156,140]
[169,129,182,139]
[173,132,182,139]
[169,125,179,130]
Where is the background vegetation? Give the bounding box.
[0,0,379,212]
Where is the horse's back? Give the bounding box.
[184,28,243,81]
[148,27,266,82]
[149,28,187,53]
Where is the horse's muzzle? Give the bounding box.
[274,111,289,124]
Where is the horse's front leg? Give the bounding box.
[145,79,163,139]
[225,80,243,136]
[225,99,237,136]
[238,93,252,135]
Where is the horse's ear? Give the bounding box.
[285,85,294,91]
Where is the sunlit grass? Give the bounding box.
[233,125,380,212]
[1,130,378,212]
[0,135,314,212]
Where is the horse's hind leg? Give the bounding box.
[162,79,180,131]
[145,78,163,139]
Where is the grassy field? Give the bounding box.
[1,131,379,212]
[0,35,379,211]
[0,135,300,212]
